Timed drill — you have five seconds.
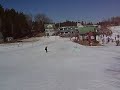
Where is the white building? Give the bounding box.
[77,22,83,28]
[44,24,55,36]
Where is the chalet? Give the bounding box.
[44,24,55,36]
[78,26,99,41]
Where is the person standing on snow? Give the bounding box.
[116,35,120,46]
[45,46,48,53]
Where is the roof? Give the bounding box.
[44,24,55,29]
[78,26,97,34]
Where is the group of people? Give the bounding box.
[115,35,120,46]
[100,34,120,46]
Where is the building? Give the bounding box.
[44,24,55,36]
[78,26,99,41]
[77,22,84,28]
[58,26,78,37]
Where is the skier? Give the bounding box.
[102,37,105,44]
[45,46,48,53]
[116,35,120,46]
[107,36,110,43]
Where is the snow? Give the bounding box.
[0,36,120,90]
[109,26,120,41]
[110,26,120,33]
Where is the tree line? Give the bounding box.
[55,20,94,28]
[97,16,120,27]
[0,5,52,41]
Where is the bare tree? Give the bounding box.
[34,13,52,24]
[26,13,33,30]
[34,13,52,32]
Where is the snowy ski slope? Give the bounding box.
[0,36,120,90]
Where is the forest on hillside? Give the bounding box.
[0,5,52,41]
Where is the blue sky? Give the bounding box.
[0,0,120,22]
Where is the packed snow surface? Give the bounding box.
[0,36,120,90]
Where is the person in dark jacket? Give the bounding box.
[45,46,48,53]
